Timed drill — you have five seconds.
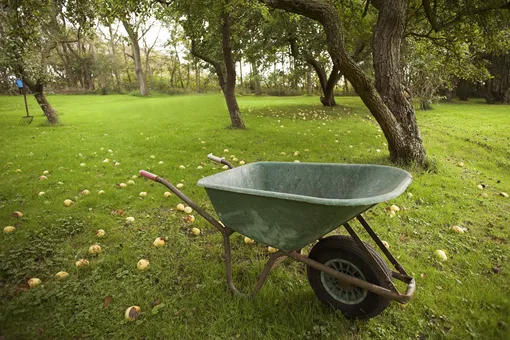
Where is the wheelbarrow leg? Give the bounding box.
[343,222,398,292]
[223,231,287,297]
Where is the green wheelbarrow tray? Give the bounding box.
[198,162,412,252]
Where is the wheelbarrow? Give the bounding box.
[140,154,416,319]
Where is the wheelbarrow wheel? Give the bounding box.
[307,235,391,319]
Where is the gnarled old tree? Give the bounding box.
[263,0,426,165]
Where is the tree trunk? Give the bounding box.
[264,0,427,165]
[25,78,59,124]
[122,41,132,85]
[221,8,245,129]
[306,67,312,95]
[122,20,149,96]
[252,61,262,95]
[239,61,243,89]
[108,25,122,92]
[321,66,341,106]
[195,59,200,92]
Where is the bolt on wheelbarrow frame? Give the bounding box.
[140,154,416,304]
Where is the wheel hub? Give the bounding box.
[320,259,368,305]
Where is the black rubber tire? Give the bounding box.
[307,235,391,319]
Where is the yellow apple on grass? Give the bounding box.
[63,199,74,207]
[3,226,16,233]
[96,229,106,238]
[75,259,90,268]
[137,259,150,271]
[153,237,165,247]
[55,271,69,280]
[125,217,135,224]
[28,278,42,288]
[191,227,201,236]
[88,244,101,255]
[125,306,141,321]
[163,191,172,198]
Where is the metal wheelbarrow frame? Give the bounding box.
[140,154,416,319]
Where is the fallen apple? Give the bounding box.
[96,229,105,238]
[232,157,238,162]
[176,183,184,189]
[184,206,192,214]
[500,192,509,198]
[294,151,300,156]
[191,227,201,236]
[43,170,49,175]
[80,163,86,167]
[451,225,464,233]
[63,199,74,207]
[150,155,155,159]
[481,192,489,198]
[196,166,203,170]
[304,149,310,152]
[388,210,396,217]
[12,211,23,218]
[125,306,141,321]
[179,165,186,169]
[139,191,147,198]
[28,278,42,288]
[81,189,90,196]
[476,184,484,190]
[3,226,15,233]
[184,215,195,223]
[55,271,69,280]
[153,237,165,247]
[244,237,255,245]
[267,246,278,253]
[239,161,245,165]
[39,175,48,180]
[137,259,150,271]
[119,183,127,188]
[132,175,138,180]
[38,191,45,196]
[75,259,89,268]
[176,203,185,211]
[434,249,447,262]
[158,161,164,164]
[15,169,22,172]
[294,160,300,163]
[381,240,390,249]
[389,205,400,212]
[103,158,110,163]
[457,162,464,167]
[407,192,413,198]
[163,191,172,198]
[224,149,229,153]
[98,190,105,195]
[127,180,135,185]
[222,165,229,170]
[125,216,135,224]
[88,244,101,255]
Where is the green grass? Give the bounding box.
[0,93,509,339]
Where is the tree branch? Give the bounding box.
[422,0,510,32]
[190,40,225,89]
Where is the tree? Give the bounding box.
[166,0,247,129]
[0,0,61,124]
[262,0,426,165]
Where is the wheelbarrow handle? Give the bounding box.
[139,170,158,181]
[208,153,235,169]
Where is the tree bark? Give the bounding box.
[220,8,245,128]
[264,0,427,165]
[122,20,149,96]
[306,66,312,95]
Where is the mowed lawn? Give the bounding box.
[0,93,509,339]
